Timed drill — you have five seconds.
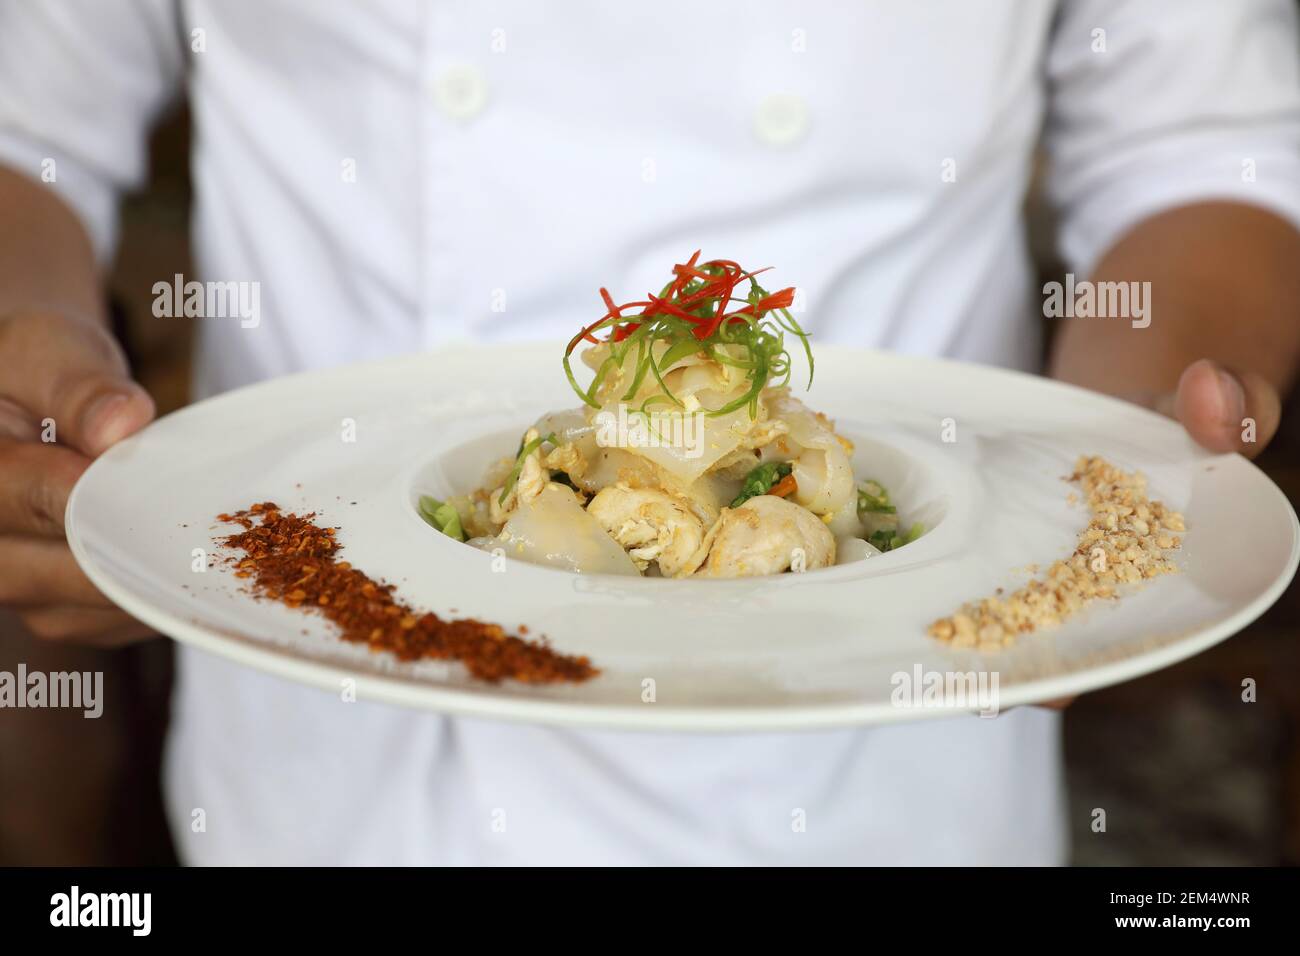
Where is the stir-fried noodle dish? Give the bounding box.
[418,254,923,577]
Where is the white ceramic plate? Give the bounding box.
[66,343,1298,731]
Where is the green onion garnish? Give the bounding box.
[730,461,794,508]
[858,480,897,515]
[869,522,924,553]
[418,495,466,541]
[563,253,813,420]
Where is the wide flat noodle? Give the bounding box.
[604,391,755,485]
[490,484,640,575]
[763,390,854,514]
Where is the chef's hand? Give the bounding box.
[1035,359,1281,710]
[1160,359,1279,459]
[0,309,157,645]
[1037,202,1300,713]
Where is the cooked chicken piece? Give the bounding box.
[586,484,706,577]
[693,495,835,578]
[489,427,547,523]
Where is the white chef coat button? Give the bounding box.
[753,93,809,147]
[432,64,488,121]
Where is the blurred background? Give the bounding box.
[2,103,1297,868]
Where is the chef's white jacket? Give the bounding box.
[3,0,1298,864]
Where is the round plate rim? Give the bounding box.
[65,343,1300,732]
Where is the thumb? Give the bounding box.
[0,311,155,457]
[1168,359,1279,459]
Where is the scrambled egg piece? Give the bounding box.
[489,427,547,524]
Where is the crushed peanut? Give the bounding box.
[928,455,1186,650]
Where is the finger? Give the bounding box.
[19,605,155,647]
[0,440,90,536]
[0,311,155,457]
[0,536,112,607]
[1034,696,1076,710]
[0,396,40,442]
[1171,359,1280,458]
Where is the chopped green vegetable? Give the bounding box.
[857,479,896,515]
[868,522,924,553]
[730,460,793,508]
[498,431,558,505]
[418,495,466,541]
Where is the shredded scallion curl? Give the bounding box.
[562,253,813,419]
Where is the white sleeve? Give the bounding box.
[1043,0,1300,276]
[0,0,184,263]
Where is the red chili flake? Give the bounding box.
[214,504,597,684]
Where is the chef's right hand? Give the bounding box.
[0,310,158,645]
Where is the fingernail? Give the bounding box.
[81,393,132,454]
[1214,367,1246,428]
